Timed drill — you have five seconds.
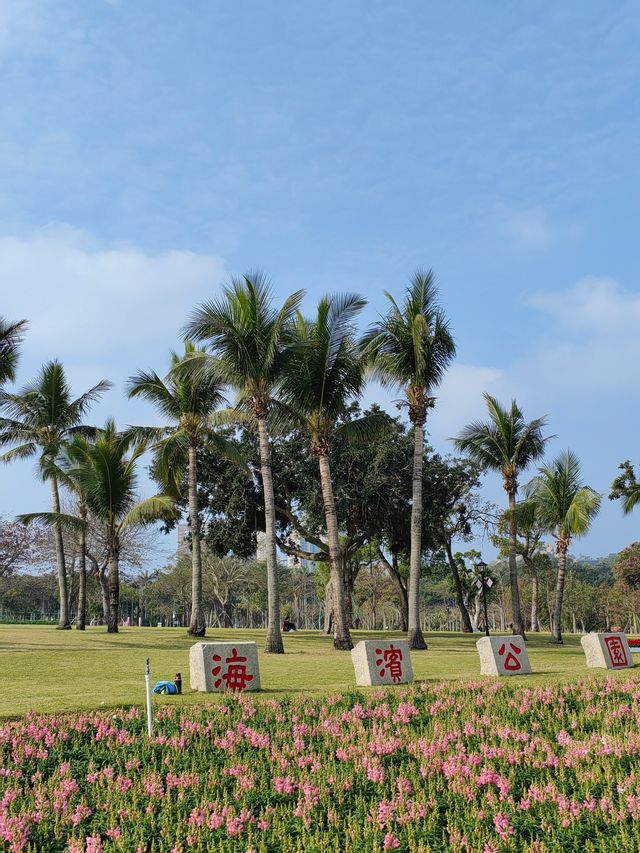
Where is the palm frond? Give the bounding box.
[334,412,389,446]
[69,379,113,421]
[126,369,181,419]
[205,432,249,473]
[119,495,179,530]
[0,317,28,385]
[154,431,189,495]
[325,293,367,376]
[16,511,87,531]
[454,393,549,483]
[364,270,455,398]
[122,425,170,450]
[527,450,601,540]
[0,442,37,463]
[184,273,306,400]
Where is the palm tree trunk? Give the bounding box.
[257,415,284,654]
[187,443,205,637]
[507,490,525,637]
[323,578,334,634]
[342,553,355,628]
[317,453,352,650]
[408,421,427,649]
[76,520,87,630]
[552,540,568,644]
[529,561,539,632]
[107,540,119,634]
[50,475,70,629]
[99,566,109,623]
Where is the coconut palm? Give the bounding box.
[35,435,93,630]
[183,272,304,654]
[525,451,601,643]
[363,270,456,650]
[493,498,548,632]
[0,317,27,386]
[126,343,246,637]
[453,395,549,636]
[280,293,381,651]
[0,361,111,628]
[20,420,178,633]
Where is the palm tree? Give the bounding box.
[126,343,245,637]
[363,270,456,650]
[453,395,549,637]
[36,435,92,630]
[0,361,111,628]
[0,317,27,386]
[525,450,600,644]
[22,420,178,633]
[183,272,304,654]
[493,499,548,632]
[280,294,379,651]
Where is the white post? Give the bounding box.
[145,656,153,737]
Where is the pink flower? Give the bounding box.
[493,813,514,841]
[383,833,400,850]
[85,836,103,853]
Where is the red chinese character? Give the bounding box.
[498,642,522,671]
[375,643,403,682]
[212,648,254,691]
[604,636,629,668]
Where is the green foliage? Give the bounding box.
[183,271,304,409]
[610,460,640,516]
[570,555,615,587]
[362,268,456,407]
[182,404,476,577]
[525,450,601,546]
[0,316,27,386]
[68,419,178,536]
[279,293,369,448]
[453,394,549,491]
[0,360,111,469]
[614,542,640,589]
[127,342,244,496]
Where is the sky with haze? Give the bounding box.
[1,1,639,563]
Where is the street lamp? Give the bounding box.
[475,558,493,637]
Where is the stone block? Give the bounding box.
[351,639,413,686]
[476,635,532,676]
[189,642,261,692]
[580,632,634,670]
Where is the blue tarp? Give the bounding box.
[152,681,178,695]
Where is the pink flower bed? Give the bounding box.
[3,677,640,850]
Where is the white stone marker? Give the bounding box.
[476,635,532,676]
[351,639,413,686]
[580,632,634,670]
[189,642,261,692]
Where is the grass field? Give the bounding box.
[1,624,639,718]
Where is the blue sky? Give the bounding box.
[1,0,639,562]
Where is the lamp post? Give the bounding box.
[475,558,493,637]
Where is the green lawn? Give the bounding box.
[1,624,639,718]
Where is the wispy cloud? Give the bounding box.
[528,276,640,333]
[0,227,227,391]
[520,277,640,393]
[501,207,555,249]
